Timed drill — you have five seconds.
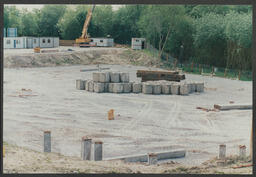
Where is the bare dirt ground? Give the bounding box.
[3,48,252,173]
[4,46,159,68]
[3,143,252,174]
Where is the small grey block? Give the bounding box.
[180,84,189,95]
[113,83,124,93]
[132,82,142,93]
[142,83,153,94]
[120,73,129,83]
[110,72,120,83]
[123,83,132,93]
[153,84,161,94]
[170,83,180,95]
[94,82,105,93]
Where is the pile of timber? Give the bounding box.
[136,70,185,82]
[214,104,252,110]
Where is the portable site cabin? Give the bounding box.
[4,37,59,49]
[4,37,27,49]
[131,38,146,50]
[90,38,114,47]
[7,28,18,37]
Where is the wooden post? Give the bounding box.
[238,70,241,80]
[199,64,202,75]
[190,62,194,72]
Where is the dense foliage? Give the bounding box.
[4,5,252,70]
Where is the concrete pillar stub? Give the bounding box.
[44,131,51,153]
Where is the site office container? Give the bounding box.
[90,38,114,47]
[7,28,18,37]
[39,37,59,48]
[131,38,146,50]
[4,37,27,49]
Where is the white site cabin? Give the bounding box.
[4,37,59,49]
[131,38,146,50]
[90,38,114,47]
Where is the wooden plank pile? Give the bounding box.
[136,70,185,82]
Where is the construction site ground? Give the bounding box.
[3,47,252,173]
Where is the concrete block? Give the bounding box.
[94,141,103,161]
[99,72,110,83]
[196,82,204,92]
[44,131,51,152]
[170,83,180,95]
[161,83,172,94]
[110,72,120,83]
[239,145,246,160]
[93,82,105,93]
[180,84,189,95]
[132,82,142,93]
[104,83,109,92]
[113,83,123,93]
[92,72,100,82]
[81,137,92,160]
[123,83,132,93]
[76,79,86,90]
[148,153,158,165]
[88,80,94,92]
[85,80,90,91]
[153,84,161,94]
[120,72,129,83]
[142,83,153,94]
[108,83,114,93]
[219,144,226,159]
[189,82,196,93]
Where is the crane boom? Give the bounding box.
[75,5,96,45]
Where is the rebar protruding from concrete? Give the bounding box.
[44,131,51,152]
[148,153,158,165]
[239,145,246,160]
[94,141,103,161]
[219,144,226,159]
[81,137,92,160]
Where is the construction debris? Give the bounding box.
[136,70,185,82]
[196,107,218,112]
[214,104,252,110]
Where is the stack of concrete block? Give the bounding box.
[76,72,204,96]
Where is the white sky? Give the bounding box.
[5,5,123,11]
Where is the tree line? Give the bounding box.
[4,5,252,70]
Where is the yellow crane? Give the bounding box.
[75,5,96,47]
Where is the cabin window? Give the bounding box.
[48,39,51,43]
[34,39,37,43]
[136,39,139,42]
[6,40,10,44]
[100,40,103,42]
[16,40,20,44]
[43,39,46,43]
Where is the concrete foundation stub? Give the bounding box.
[180,84,189,95]
[123,83,132,93]
[132,82,142,93]
[113,83,124,93]
[148,153,158,165]
[142,83,153,94]
[44,131,51,152]
[110,72,120,83]
[88,80,94,92]
[81,137,92,160]
[93,82,105,93]
[94,141,103,161]
[108,83,114,93]
[104,83,109,92]
[99,72,110,83]
[92,72,100,82]
[219,144,226,159]
[120,73,129,83]
[76,79,86,90]
[196,82,204,92]
[153,84,162,94]
[170,83,180,95]
[239,145,246,159]
[161,84,171,94]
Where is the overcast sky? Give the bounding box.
[5,4,123,11]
